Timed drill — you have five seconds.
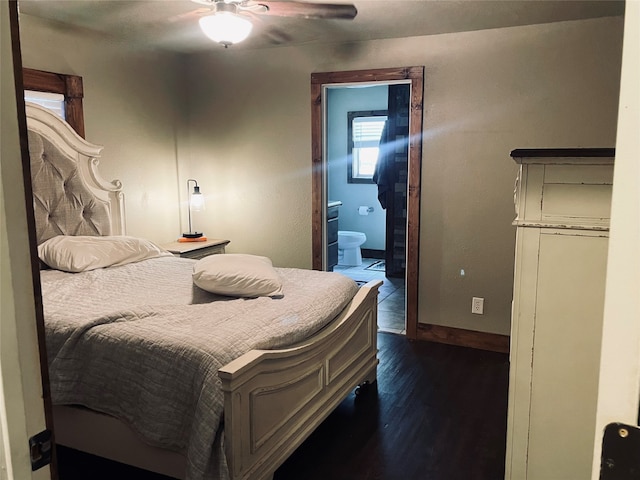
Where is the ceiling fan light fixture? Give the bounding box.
[199,11,253,47]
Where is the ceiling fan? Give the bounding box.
[189,0,358,47]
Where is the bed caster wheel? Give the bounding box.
[355,381,371,396]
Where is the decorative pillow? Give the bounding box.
[192,253,283,298]
[38,235,172,273]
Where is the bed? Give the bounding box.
[26,102,381,480]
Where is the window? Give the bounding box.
[24,90,65,119]
[22,68,85,137]
[347,110,387,183]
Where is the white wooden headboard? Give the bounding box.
[25,103,125,244]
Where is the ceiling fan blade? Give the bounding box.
[254,1,357,20]
[167,7,212,24]
[241,11,294,45]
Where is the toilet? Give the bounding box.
[337,231,367,266]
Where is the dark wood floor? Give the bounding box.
[56,332,509,480]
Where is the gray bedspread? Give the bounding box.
[41,256,358,480]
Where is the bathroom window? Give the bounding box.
[347,110,387,184]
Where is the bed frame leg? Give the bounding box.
[363,367,377,386]
[354,368,378,396]
[354,382,369,396]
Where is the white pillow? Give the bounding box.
[192,254,283,298]
[38,235,172,273]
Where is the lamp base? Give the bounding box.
[182,232,203,239]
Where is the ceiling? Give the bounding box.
[17,0,625,53]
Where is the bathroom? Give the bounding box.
[326,83,408,333]
[327,84,387,269]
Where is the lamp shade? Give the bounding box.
[199,12,253,46]
[190,185,205,211]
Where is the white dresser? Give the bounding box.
[505,148,615,480]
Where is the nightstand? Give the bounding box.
[162,239,230,260]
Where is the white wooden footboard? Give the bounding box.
[51,281,380,480]
[220,280,381,480]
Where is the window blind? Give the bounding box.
[353,116,387,147]
[24,90,65,119]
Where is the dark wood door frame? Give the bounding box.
[311,66,424,339]
[8,2,58,477]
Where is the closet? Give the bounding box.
[505,148,615,479]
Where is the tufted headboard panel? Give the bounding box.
[29,130,111,243]
[26,103,125,245]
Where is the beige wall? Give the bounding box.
[17,14,624,336]
[185,17,623,335]
[18,14,185,245]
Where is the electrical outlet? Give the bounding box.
[472,297,484,315]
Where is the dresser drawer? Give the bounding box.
[513,159,614,230]
[178,244,226,259]
[162,239,230,260]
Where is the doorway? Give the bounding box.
[310,67,424,339]
[325,83,408,334]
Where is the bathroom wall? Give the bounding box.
[326,85,388,251]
